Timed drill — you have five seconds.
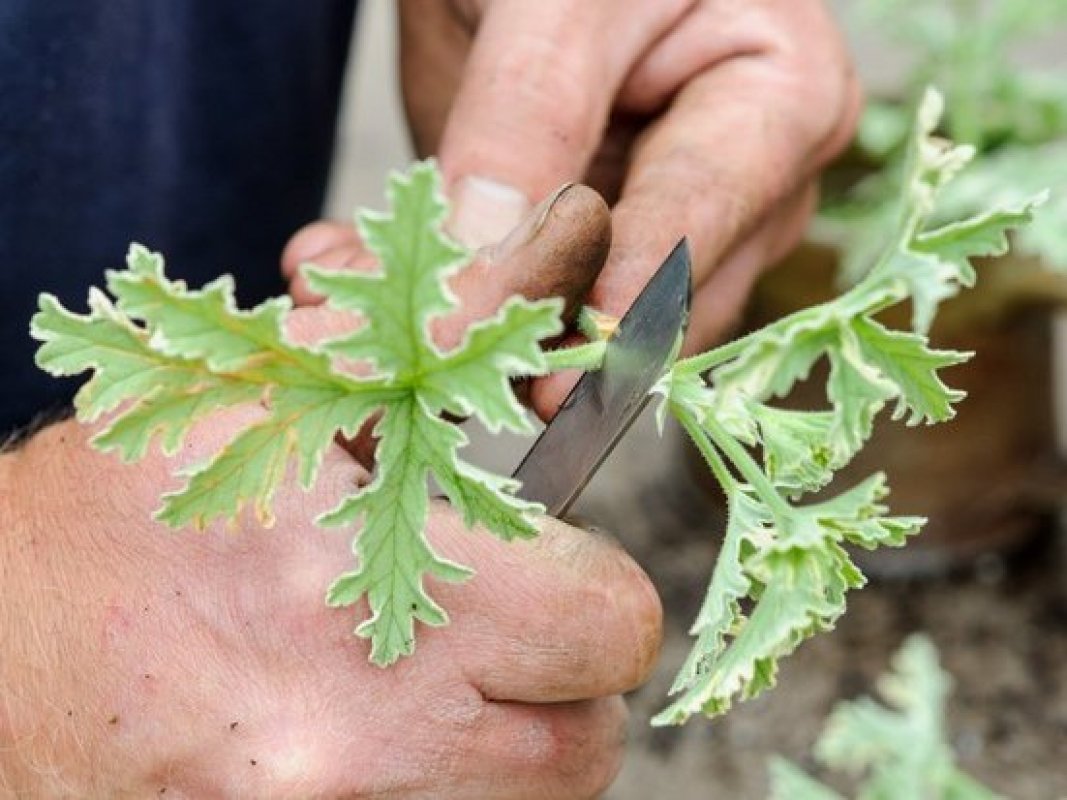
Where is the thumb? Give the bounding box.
[433,182,611,350]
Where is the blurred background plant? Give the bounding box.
[735,0,1067,577]
[822,0,1067,284]
[768,635,1002,800]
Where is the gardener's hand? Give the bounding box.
[398,0,862,415]
[0,416,660,797]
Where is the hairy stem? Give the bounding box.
[700,413,793,522]
[543,340,607,373]
[672,402,737,494]
[673,336,753,376]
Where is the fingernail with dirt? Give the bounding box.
[490,183,577,262]
[449,175,531,249]
[438,183,610,351]
[490,183,611,323]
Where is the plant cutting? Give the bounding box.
[769,634,1001,799]
[31,89,1042,724]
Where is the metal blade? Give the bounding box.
[512,239,691,516]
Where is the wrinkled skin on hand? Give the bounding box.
[0,410,661,798]
[286,0,861,419]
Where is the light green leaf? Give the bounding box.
[774,636,1001,800]
[826,328,897,456]
[159,387,383,529]
[31,161,563,666]
[110,245,337,384]
[709,312,835,402]
[851,318,968,426]
[158,418,295,530]
[938,143,1067,270]
[33,289,222,424]
[433,457,543,542]
[302,163,468,380]
[323,398,474,664]
[93,383,262,461]
[655,475,916,725]
[914,195,1048,283]
[655,538,857,724]
[306,163,560,662]
[662,489,769,701]
[896,88,977,224]
[750,405,837,493]
[795,474,923,552]
[420,295,562,433]
[814,635,1004,800]
[872,193,1045,334]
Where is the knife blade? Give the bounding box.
[512,239,691,516]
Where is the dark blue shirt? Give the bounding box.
[0,1,358,434]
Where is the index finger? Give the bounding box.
[529,58,855,417]
[600,64,858,320]
[435,0,690,203]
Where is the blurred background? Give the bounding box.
[330,3,1066,798]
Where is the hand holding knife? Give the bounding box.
[513,240,692,516]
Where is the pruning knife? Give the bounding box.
[512,239,692,516]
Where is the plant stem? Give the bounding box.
[674,336,752,376]
[672,403,737,493]
[700,413,793,522]
[543,340,607,373]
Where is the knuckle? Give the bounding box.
[523,701,627,798]
[578,549,663,690]
[710,0,858,160]
[614,558,665,688]
[770,11,860,150]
